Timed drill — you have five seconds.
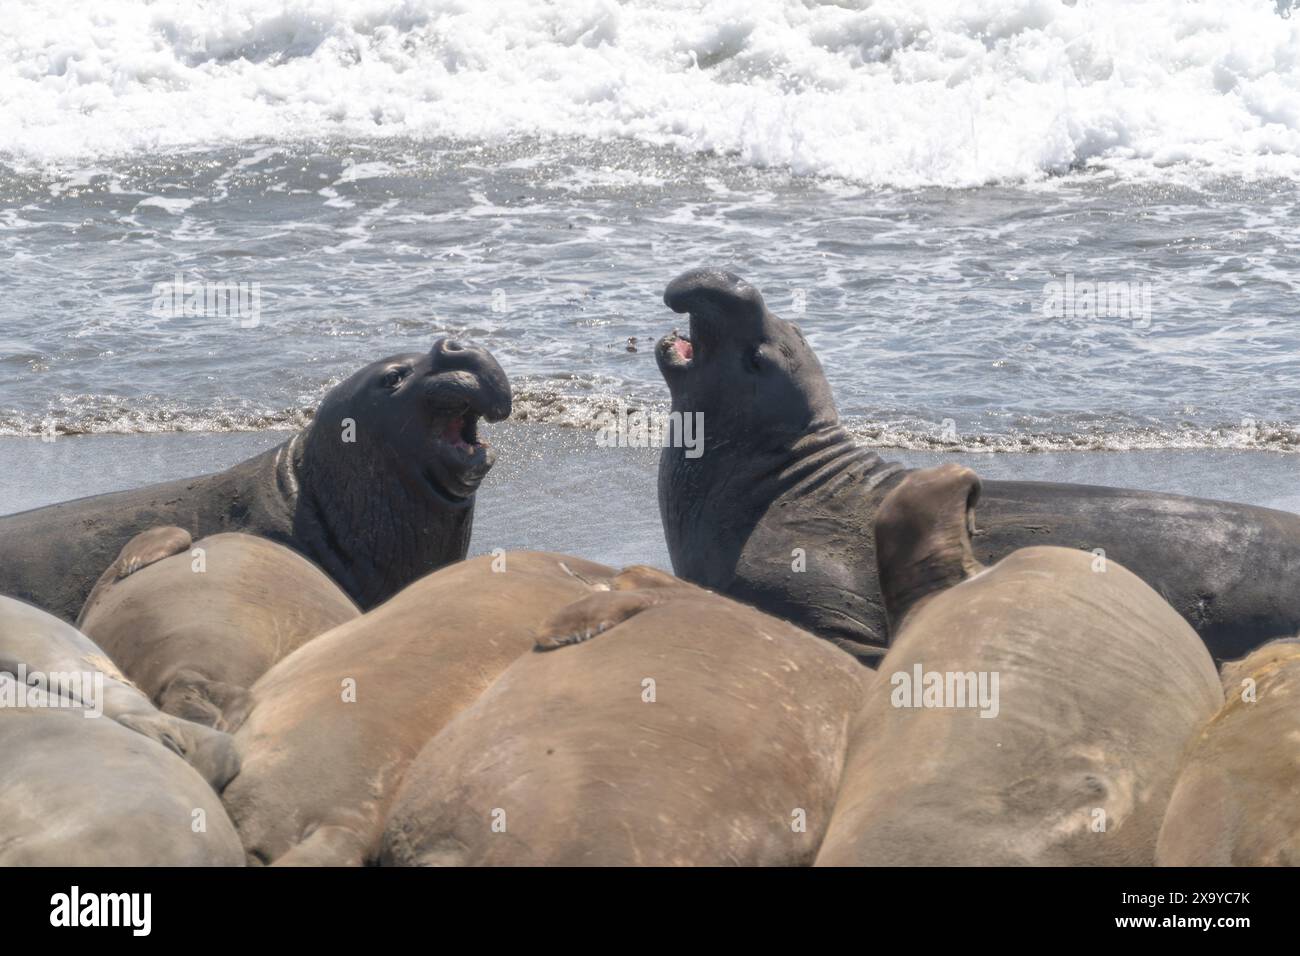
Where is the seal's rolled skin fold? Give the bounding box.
[655,266,1300,664]
[814,466,1224,867]
[0,337,511,621]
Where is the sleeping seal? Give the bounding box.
[77,527,361,730]
[221,551,620,866]
[380,567,866,866]
[814,465,1223,866]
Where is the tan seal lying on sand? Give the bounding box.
[78,527,360,730]
[814,464,1223,867]
[380,567,867,866]
[221,550,620,865]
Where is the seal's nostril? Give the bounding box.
[443,339,465,352]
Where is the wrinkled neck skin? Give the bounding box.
[659,421,902,588]
[281,429,474,609]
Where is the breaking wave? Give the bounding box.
[3,385,1297,453]
[2,0,1299,186]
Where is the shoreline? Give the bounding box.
[2,424,1297,574]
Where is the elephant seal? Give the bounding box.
[0,337,511,620]
[0,702,244,866]
[1156,638,1300,866]
[814,465,1224,866]
[0,594,240,791]
[656,267,1300,664]
[77,528,361,730]
[221,550,620,866]
[380,567,865,866]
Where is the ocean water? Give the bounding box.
[1,0,1298,553]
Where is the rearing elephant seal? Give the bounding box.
[813,465,1223,866]
[77,528,361,730]
[1155,638,1300,866]
[222,551,621,866]
[656,267,1300,664]
[0,337,511,620]
[380,567,866,867]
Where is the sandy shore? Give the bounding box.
[1,423,1297,572]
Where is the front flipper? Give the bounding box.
[77,525,193,627]
[269,825,369,867]
[536,566,698,651]
[607,565,702,594]
[535,567,702,650]
[156,668,256,733]
[536,592,668,650]
[115,710,241,792]
[875,464,984,634]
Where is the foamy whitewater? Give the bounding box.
[4,0,1300,183]
[1,0,1299,456]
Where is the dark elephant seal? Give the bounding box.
[77,528,361,730]
[0,594,240,791]
[814,465,1223,866]
[0,337,511,621]
[1156,638,1300,866]
[0,703,244,866]
[380,567,866,867]
[222,551,620,866]
[656,267,1300,664]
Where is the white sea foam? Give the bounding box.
[2,385,1297,454]
[2,0,1298,186]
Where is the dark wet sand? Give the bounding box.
[1,423,1297,572]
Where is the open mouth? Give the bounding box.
[441,410,480,451]
[424,407,496,503]
[656,328,695,375]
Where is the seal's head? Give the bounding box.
[296,337,512,608]
[654,267,882,603]
[656,267,839,443]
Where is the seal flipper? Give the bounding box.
[607,565,702,593]
[536,592,666,650]
[114,710,241,792]
[156,668,256,733]
[875,464,984,634]
[537,567,704,651]
[77,526,192,628]
[270,825,369,867]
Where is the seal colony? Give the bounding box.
[1,277,1298,867]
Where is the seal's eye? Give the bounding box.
[747,346,768,372]
[381,367,410,389]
